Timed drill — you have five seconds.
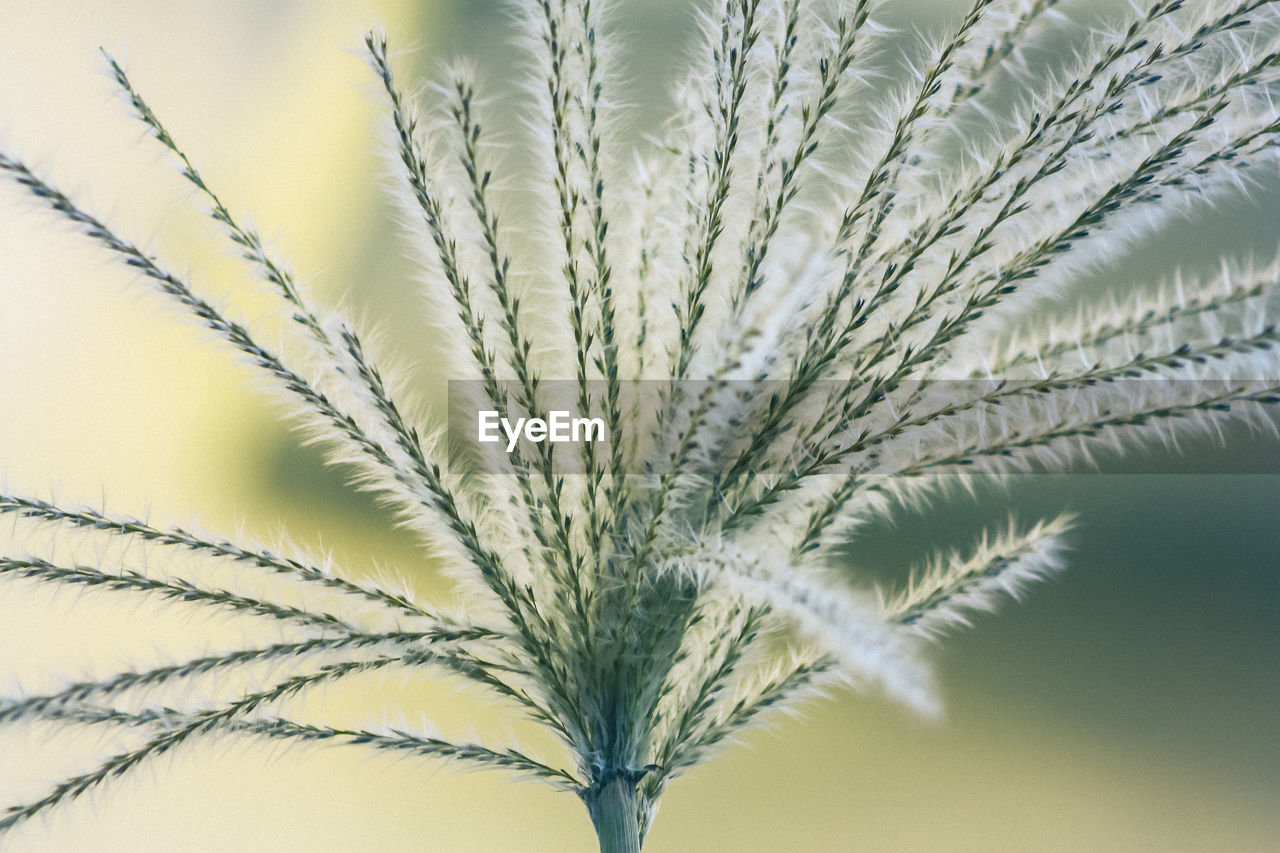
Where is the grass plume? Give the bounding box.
[3,1,1280,849]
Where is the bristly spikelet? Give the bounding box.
[882,516,1074,637]
[2,1,1279,850]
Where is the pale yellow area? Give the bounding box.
[1,0,398,511]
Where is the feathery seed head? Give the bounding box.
[3,1,1279,849]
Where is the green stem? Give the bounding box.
[586,773,641,853]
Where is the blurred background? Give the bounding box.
[0,0,1277,850]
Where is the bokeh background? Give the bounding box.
[1,1,1278,850]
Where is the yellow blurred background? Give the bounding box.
[1,1,1278,850]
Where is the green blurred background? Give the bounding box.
[0,1,1277,850]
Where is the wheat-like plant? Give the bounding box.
[3,0,1279,849]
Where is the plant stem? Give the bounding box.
[586,773,641,853]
